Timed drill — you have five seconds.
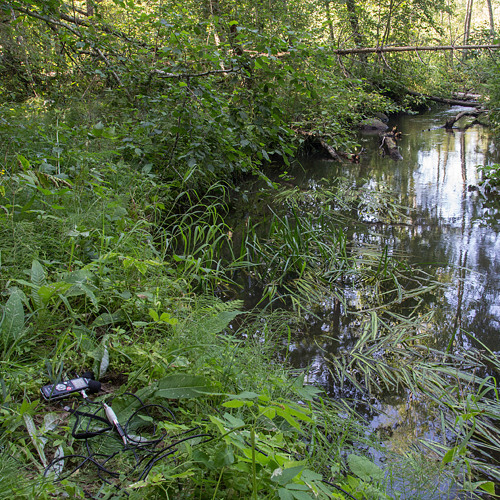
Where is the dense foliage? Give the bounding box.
[1,0,500,498]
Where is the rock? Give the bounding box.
[359,118,389,133]
[374,112,389,123]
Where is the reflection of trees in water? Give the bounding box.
[297,112,498,355]
[366,122,499,351]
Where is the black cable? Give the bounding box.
[66,407,112,439]
[44,393,214,498]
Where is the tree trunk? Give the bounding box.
[380,134,402,160]
[86,0,102,17]
[381,0,394,48]
[325,1,335,43]
[345,0,364,48]
[332,43,500,55]
[463,0,473,59]
[486,0,495,39]
[443,110,484,129]
[405,89,481,107]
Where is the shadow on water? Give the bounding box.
[228,106,500,486]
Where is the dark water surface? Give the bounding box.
[234,107,500,463]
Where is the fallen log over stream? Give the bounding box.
[332,43,500,56]
[443,109,486,129]
[295,129,364,162]
[405,89,481,107]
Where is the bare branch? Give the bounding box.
[332,44,500,55]
[153,67,242,78]
[13,5,81,36]
[245,43,500,59]
[13,4,150,48]
[405,89,482,107]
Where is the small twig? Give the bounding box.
[380,51,393,70]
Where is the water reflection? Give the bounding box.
[287,108,499,364]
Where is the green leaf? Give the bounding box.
[148,308,159,322]
[221,413,245,428]
[24,413,47,468]
[214,446,235,467]
[201,310,244,335]
[92,310,126,327]
[286,484,310,491]
[31,260,46,309]
[155,374,214,399]
[62,269,96,285]
[228,391,260,400]
[475,481,495,494]
[159,312,178,325]
[1,289,25,340]
[271,465,304,485]
[92,121,104,137]
[301,469,323,483]
[222,400,247,408]
[347,454,384,482]
[31,260,46,289]
[17,154,30,170]
[276,407,301,430]
[290,491,314,500]
[278,488,294,500]
[37,282,72,304]
[442,446,458,465]
[293,374,323,401]
[258,405,276,419]
[65,283,98,308]
[283,404,312,423]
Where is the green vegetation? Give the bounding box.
[1,0,500,498]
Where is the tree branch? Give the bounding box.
[153,67,242,78]
[405,89,482,107]
[93,47,133,101]
[443,109,485,129]
[13,5,81,36]
[12,4,150,48]
[332,43,500,55]
[245,43,500,59]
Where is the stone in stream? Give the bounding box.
[359,117,389,133]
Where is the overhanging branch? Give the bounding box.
[154,67,242,78]
[332,44,500,55]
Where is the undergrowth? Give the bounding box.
[0,98,498,499]
[0,99,393,499]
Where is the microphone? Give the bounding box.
[87,379,102,393]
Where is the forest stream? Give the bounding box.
[232,106,500,484]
